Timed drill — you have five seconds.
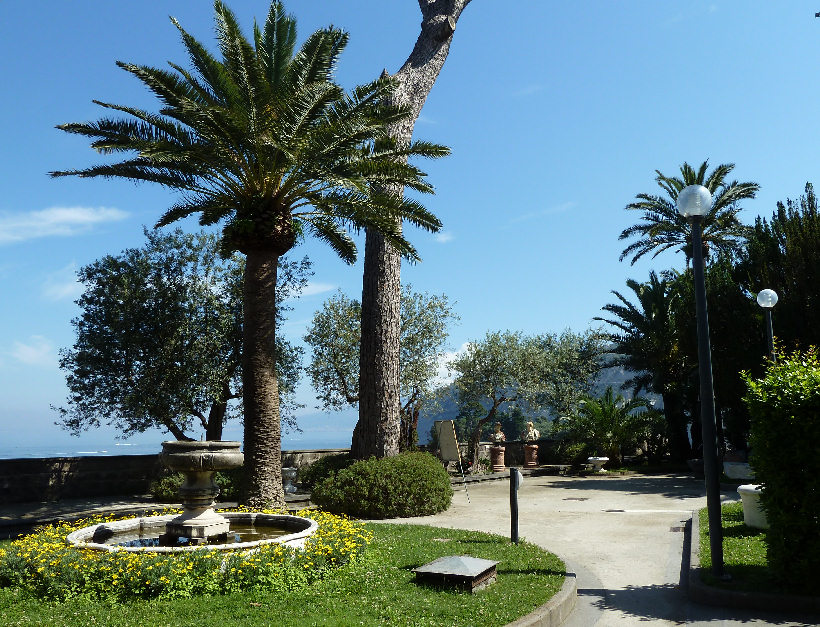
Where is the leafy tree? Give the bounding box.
[596,271,692,460]
[55,228,307,442]
[738,183,820,351]
[450,330,605,468]
[51,1,446,507]
[304,285,458,451]
[563,387,652,466]
[355,0,472,461]
[619,161,758,266]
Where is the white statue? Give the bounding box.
[521,421,539,442]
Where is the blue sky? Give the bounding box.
[1,1,818,454]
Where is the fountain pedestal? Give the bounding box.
[159,440,244,544]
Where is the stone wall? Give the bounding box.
[0,449,349,505]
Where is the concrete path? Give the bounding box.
[380,473,817,626]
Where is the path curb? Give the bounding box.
[505,556,577,627]
[687,510,820,615]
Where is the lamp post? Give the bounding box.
[756,289,778,362]
[677,184,725,578]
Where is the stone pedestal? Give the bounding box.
[523,444,539,468]
[160,440,243,543]
[490,445,506,472]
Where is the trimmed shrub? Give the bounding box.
[298,453,354,490]
[743,348,820,592]
[312,452,453,519]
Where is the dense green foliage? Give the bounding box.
[55,229,308,441]
[312,452,452,518]
[738,183,820,351]
[0,509,369,602]
[743,349,820,592]
[0,524,565,626]
[304,286,458,450]
[559,387,653,466]
[296,453,353,490]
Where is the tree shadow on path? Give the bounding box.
[538,474,707,499]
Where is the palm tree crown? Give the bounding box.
[51,0,447,261]
[618,161,759,265]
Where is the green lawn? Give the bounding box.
[698,502,776,593]
[0,523,565,626]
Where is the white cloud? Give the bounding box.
[509,202,575,225]
[42,262,82,301]
[0,206,128,244]
[512,84,545,98]
[9,336,56,368]
[431,341,471,388]
[416,115,436,125]
[300,282,336,297]
[434,231,454,244]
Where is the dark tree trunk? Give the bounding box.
[205,401,226,441]
[662,390,691,462]
[164,420,193,442]
[354,0,473,460]
[241,249,284,508]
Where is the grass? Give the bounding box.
[698,501,776,593]
[0,523,566,626]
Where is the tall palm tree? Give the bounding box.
[51,1,448,507]
[619,161,759,266]
[595,271,693,461]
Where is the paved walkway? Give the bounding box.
[380,473,817,626]
[2,472,818,625]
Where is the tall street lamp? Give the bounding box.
[677,184,725,578]
[756,289,778,362]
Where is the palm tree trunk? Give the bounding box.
[242,249,284,508]
[354,0,472,459]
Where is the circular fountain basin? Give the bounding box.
[66,512,318,553]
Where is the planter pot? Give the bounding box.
[490,445,506,472]
[523,444,539,468]
[587,456,609,473]
[737,484,769,529]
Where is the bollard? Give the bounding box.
[510,467,522,543]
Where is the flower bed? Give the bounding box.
[0,508,370,602]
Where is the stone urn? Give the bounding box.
[160,440,244,543]
[490,445,506,472]
[523,443,539,468]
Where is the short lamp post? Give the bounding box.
[677,184,725,578]
[756,289,778,362]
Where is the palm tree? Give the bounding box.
[619,161,759,266]
[572,387,651,466]
[595,271,693,461]
[51,1,448,507]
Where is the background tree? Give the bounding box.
[55,228,307,442]
[597,271,693,461]
[51,1,446,507]
[738,182,820,350]
[618,161,758,266]
[355,0,473,460]
[450,331,545,469]
[304,285,458,450]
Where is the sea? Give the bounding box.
[0,432,354,460]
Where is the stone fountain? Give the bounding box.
[159,440,244,545]
[66,440,317,553]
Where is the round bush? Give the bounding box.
[298,453,353,490]
[312,452,453,519]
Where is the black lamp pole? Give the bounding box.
[690,215,725,578]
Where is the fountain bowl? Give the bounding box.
[66,511,318,553]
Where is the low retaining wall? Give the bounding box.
[0,449,349,505]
